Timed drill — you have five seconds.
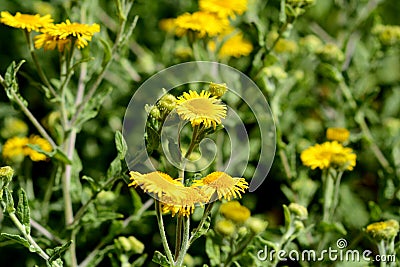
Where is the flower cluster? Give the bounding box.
[159,0,252,59]
[301,128,356,171]
[129,171,248,217]
[2,135,52,162]
[0,11,100,52]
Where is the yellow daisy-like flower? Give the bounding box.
[220,201,251,223]
[300,141,356,171]
[209,32,253,59]
[199,0,248,18]
[326,127,350,142]
[2,136,29,162]
[34,19,100,51]
[176,90,227,129]
[25,135,52,161]
[193,171,248,201]
[2,135,52,162]
[0,11,53,32]
[366,219,399,241]
[129,171,187,204]
[162,187,206,217]
[174,11,229,38]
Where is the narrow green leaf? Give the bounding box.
[145,126,160,153]
[282,204,291,232]
[4,188,15,213]
[115,131,127,160]
[1,233,30,249]
[48,240,72,263]
[107,157,122,179]
[132,254,148,267]
[191,215,211,243]
[152,251,170,267]
[16,189,30,235]
[99,37,112,68]
[82,176,101,192]
[4,60,28,107]
[86,244,114,267]
[205,236,220,265]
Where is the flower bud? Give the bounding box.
[215,219,236,236]
[115,236,145,254]
[366,219,399,241]
[0,117,28,139]
[208,82,227,98]
[316,43,344,64]
[157,93,177,112]
[372,25,400,46]
[288,203,308,220]
[294,220,305,232]
[149,106,161,120]
[246,217,268,234]
[220,201,251,224]
[326,127,350,143]
[97,191,116,205]
[0,166,14,191]
[128,236,145,254]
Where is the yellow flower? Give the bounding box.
[215,219,236,236]
[34,19,100,51]
[208,82,228,98]
[326,127,350,142]
[0,11,53,32]
[210,32,253,59]
[300,141,356,171]
[174,11,229,38]
[0,117,29,139]
[366,219,399,241]
[2,136,29,162]
[159,18,176,33]
[2,135,51,162]
[25,135,52,161]
[129,171,186,204]
[199,0,248,18]
[176,90,227,129]
[161,187,206,217]
[274,39,298,54]
[220,201,250,223]
[193,171,248,201]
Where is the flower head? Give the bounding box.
[2,135,52,162]
[193,171,248,201]
[210,31,253,59]
[372,24,400,46]
[300,141,356,171]
[220,201,251,223]
[174,11,229,38]
[35,19,100,51]
[0,11,53,32]
[208,82,228,98]
[215,219,236,236]
[162,187,206,217]
[366,219,399,241]
[129,171,185,203]
[176,90,227,129]
[199,0,248,18]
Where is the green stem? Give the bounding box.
[0,79,57,148]
[377,240,387,267]
[155,200,174,264]
[175,216,190,267]
[24,30,57,98]
[224,233,256,267]
[330,171,343,219]
[7,211,62,267]
[322,170,334,222]
[188,202,214,246]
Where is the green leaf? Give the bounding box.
[205,236,220,266]
[1,233,30,249]
[115,131,127,160]
[3,60,28,107]
[152,251,170,267]
[16,189,30,235]
[82,176,101,192]
[74,87,113,132]
[99,37,112,68]
[167,137,181,164]
[107,157,122,179]
[48,240,72,263]
[132,254,148,267]
[4,188,15,213]
[282,204,291,232]
[131,189,143,216]
[85,244,114,267]
[191,215,211,243]
[145,126,160,153]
